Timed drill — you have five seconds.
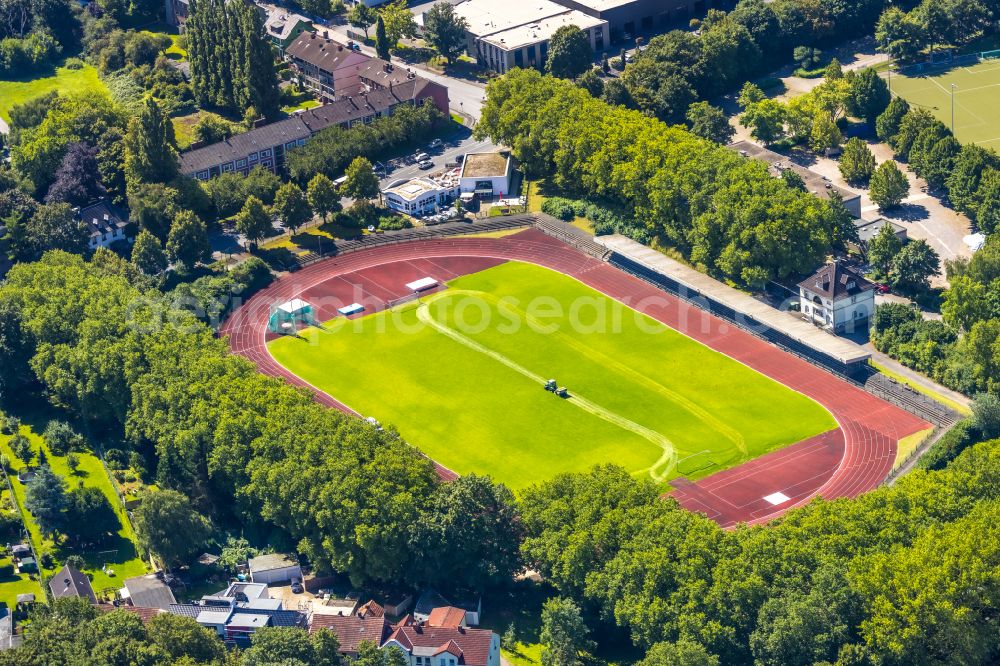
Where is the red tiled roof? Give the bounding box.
[357,600,385,619]
[310,614,390,652]
[387,626,496,666]
[427,606,466,628]
[96,604,165,624]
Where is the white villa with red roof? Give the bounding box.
[383,624,501,666]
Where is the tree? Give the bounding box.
[42,421,82,455]
[45,142,105,206]
[166,210,211,270]
[971,392,1000,439]
[947,144,997,215]
[809,112,842,154]
[123,97,178,190]
[849,67,890,124]
[218,535,260,572]
[65,486,119,543]
[540,597,594,666]
[793,45,821,70]
[741,99,786,145]
[875,7,925,62]
[869,160,909,210]
[342,157,380,200]
[242,1,281,120]
[307,173,342,222]
[890,239,940,294]
[8,203,89,262]
[146,613,226,664]
[868,222,904,274]
[272,182,312,234]
[686,101,734,144]
[410,475,522,589]
[423,2,468,65]
[128,183,180,240]
[974,168,1000,234]
[738,81,766,109]
[640,641,719,666]
[876,97,910,143]
[577,68,604,97]
[347,2,377,39]
[66,453,79,474]
[379,0,417,46]
[236,195,272,249]
[839,137,876,184]
[546,25,591,79]
[242,626,342,666]
[9,434,31,464]
[781,169,806,191]
[374,15,390,60]
[24,465,67,536]
[131,229,168,276]
[132,489,211,568]
[823,58,843,80]
[192,114,236,144]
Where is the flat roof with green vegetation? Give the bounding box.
[0,62,108,122]
[888,57,1000,146]
[269,262,835,490]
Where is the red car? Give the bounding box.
[874,283,891,294]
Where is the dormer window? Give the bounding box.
[847,281,855,290]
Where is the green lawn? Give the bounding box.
[0,62,108,122]
[269,262,835,489]
[0,422,148,600]
[0,554,43,611]
[889,57,1000,146]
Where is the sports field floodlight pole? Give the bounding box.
[951,84,957,133]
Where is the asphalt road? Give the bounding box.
[380,129,496,187]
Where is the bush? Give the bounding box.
[918,420,976,471]
[377,215,410,231]
[64,57,85,70]
[9,434,31,464]
[104,448,128,469]
[1,416,18,436]
[541,197,578,221]
[39,552,53,568]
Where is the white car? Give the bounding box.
[418,160,434,170]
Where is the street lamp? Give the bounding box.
[951,84,957,134]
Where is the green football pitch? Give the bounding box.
[269,262,836,490]
[888,58,1000,147]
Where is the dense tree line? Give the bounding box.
[0,251,523,590]
[876,0,997,62]
[518,438,1000,665]
[476,70,853,286]
[287,102,443,182]
[186,0,280,120]
[0,0,78,76]
[873,235,1000,395]
[612,0,894,124]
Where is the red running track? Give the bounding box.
[220,229,931,526]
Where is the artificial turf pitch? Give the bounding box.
[888,57,1000,147]
[269,262,836,490]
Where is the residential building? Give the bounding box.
[427,607,467,629]
[261,5,313,53]
[309,614,392,657]
[122,574,177,611]
[449,0,608,73]
[180,74,449,180]
[77,200,129,251]
[287,32,371,99]
[459,152,513,200]
[165,0,189,28]
[798,262,875,333]
[49,564,97,604]
[414,590,482,627]
[168,582,305,645]
[383,176,459,216]
[97,603,166,624]
[248,553,302,584]
[728,141,863,218]
[180,117,311,180]
[383,624,501,666]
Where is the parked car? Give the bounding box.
[291,578,303,594]
[414,152,430,162]
[874,283,891,294]
[418,160,434,170]
[429,138,443,149]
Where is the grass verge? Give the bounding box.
[0,62,108,121]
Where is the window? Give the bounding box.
[249,152,259,162]
[237,158,247,168]
[261,148,272,158]
[222,162,234,172]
